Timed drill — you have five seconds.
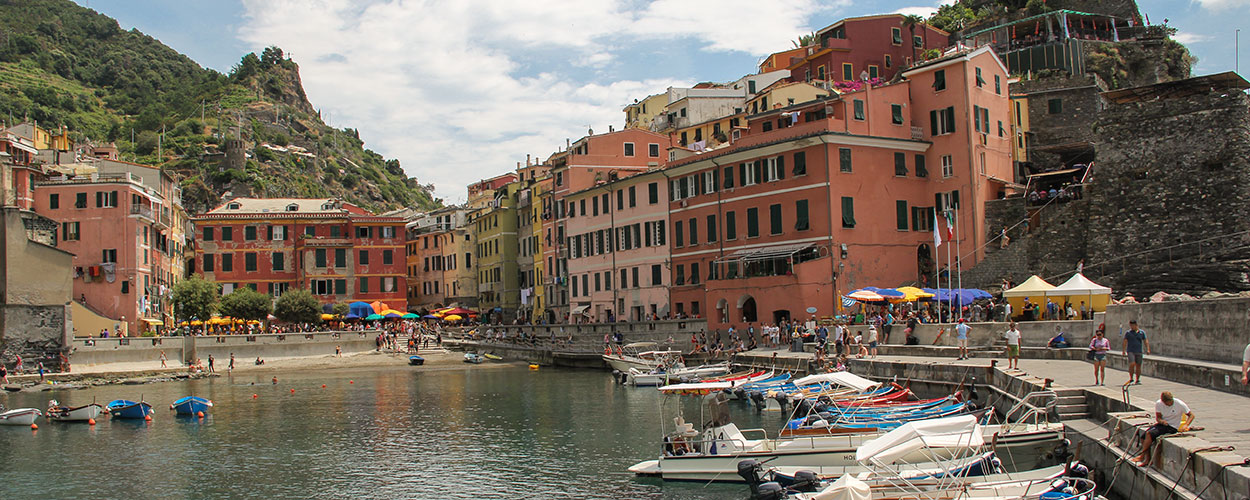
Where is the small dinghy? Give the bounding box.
[46,400,103,422]
[106,399,154,419]
[483,353,503,361]
[463,353,484,364]
[170,396,213,416]
[408,355,425,366]
[0,406,42,426]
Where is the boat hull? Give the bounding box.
[0,408,41,426]
[602,355,658,372]
[47,404,103,422]
[171,397,212,415]
[107,400,153,419]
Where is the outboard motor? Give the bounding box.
[733,388,748,400]
[772,393,789,413]
[750,391,766,412]
[795,399,813,418]
[754,482,784,500]
[968,377,980,401]
[738,459,764,485]
[789,470,820,493]
[612,370,625,384]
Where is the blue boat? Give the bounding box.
[408,355,425,366]
[106,399,153,419]
[170,396,213,416]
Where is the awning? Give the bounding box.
[570,304,590,315]
[719,242,816,263]
[140,318,164,326]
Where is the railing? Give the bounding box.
[130,205,154,219]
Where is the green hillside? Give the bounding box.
[0,0,439,214]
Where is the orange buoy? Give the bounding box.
[290,388,295,393]
[349,380,354,384]
[196,411,205,418]
[144,415,152,422]
[30,423,38,430]
[87,418,96,425]
[321,384,327,388]
[252,394,258,399]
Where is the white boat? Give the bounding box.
[629,394,1065,482]
[626,362,730,386]
[602,342,682,372]
[0,407,42,426]
[46,400,103,422]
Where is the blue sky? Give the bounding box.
[75,0,1247,203]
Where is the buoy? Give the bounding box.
[529,364,540,370]
[196,411,204,418]
[252,394,258,399]
[30,423,38,430]
[290,388,295,393]
[321,384,326,388]
[144,415,152,422]
[88,418,96,425]
[349,380,354,384]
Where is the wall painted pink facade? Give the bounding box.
[563,169,670,322]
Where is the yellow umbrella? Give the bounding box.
[190,320,203,326]
[321,313,337,321]
[895,286,936,301]
[207,316,230,325]
[443,314,463,321]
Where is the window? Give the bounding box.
[381,226,396,238]
[96,191,117,208]
[222,226,233,241]
[769,204,782,235]
[315,249,327,267]
[916,154,928,177]
[359,277,369,293]
[841,197,856,228]
[688,218,698,245]
[674,220,683,247]
[896,201,909,230]
[623,142,635,157]
[356,226,373,238]
[765,157,785,181]
[272,252,284,271]
[675,265,684,286]
[981,107,990,134]
[995,75,1001,94]
[841,63,852,81]
[604,271,612,290]
[269,225,286,240]
[360,250,370,265]
[839,148,853,173]
[245,226,257,241]
[941,155,954,178]
[62,221,80,241]
[931,69,948,91]
[885,54,892,68]
[49,194,59,209]
[891,104,903,124]
[628,185,637,207]
[726,211,737,240]
[975,67,985,87]
[383,250,393,265]
[616,189,624,211]
[245,252,257,272]
[75,192,87,208]
[929,106,956,135]
[335,248,346,267]
[592,196,599,216]
[795,200,809,231]
[202,254,214,272]
[690,263,700,285]
[788,152,806,177]
[998,120,1005,137]
[746,207,759,238]
[723,166,735,188]
[980,152,987,175]
[648,143,659,157]
[914,35,923,48]
[221,253,233,272]
[305,226,315,237]
[203,227,215,241]
[974,105,983,133]
[594,273,601,291]
[704,171,716,193]
[853,99,865,120]
[868,65,878,79]
[632,267,639,288]
[652,264,662,286]
[1048,98,1062,114]
[555,171,563,186]
[648,182,658,204]
[891,27,902,45]
[706,214,717,242]
[894,152,908,176]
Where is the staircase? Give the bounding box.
[1052,388,1090,421]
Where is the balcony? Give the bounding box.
[130,204,156,223]
[478,282,496,293]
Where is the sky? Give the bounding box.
[75,0,1248,204]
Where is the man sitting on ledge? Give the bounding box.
[1134,391,1194,468]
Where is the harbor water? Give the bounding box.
[0,364,769,499]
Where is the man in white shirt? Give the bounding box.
[1003,321,1021,370]
[955,319,971,360]
[1242,343,1249,385]
[1135,391,1194,467]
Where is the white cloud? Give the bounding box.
[894,6,938,18]
[1172,31,1212,44]
[238,0,828,202]
[1191,0,1250,10]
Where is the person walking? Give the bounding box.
[955,318,971,360]
[1122,320,1150,385]
[1089,326,1110,385]
[1003,321,1021,370]
[37,361,45,382]
[1242,342,1249,385]
[159,350,167,368]
[207,355,215,373]
[229,353,236,371]
[1134,391,1194,467]
[867,325,879,359]
[0,362,7,384]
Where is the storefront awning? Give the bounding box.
[720,242,817,263]
[570,304,590,315]
[141,318,164,326]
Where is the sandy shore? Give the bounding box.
[3,348,510,392]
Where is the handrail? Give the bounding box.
[1002,390,1057,426]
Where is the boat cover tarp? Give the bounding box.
[658,381,734,393]
[793,372,880,391]
[809,474,872,500]
[855,414,983,463]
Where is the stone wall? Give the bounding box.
[1014,74,1105,171]
[1104,297,1250,365]
[480,319,708,352]
[1,304,71,368]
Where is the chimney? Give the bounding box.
[609,125,614,133]
[527,154,531,166]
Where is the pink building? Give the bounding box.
[663,46,1014,331]
[563,169,670,322]
[35,173,174,334]
[787,14,950,84]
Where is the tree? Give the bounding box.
[273,289,323,324]
[172,276,218,322]
[332,302,350,317]
[901,15,925,64]
[219,287,272,322]
[791,31,817,49]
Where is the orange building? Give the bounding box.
[787,14,949,84]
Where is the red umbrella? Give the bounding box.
[441,307,476,316]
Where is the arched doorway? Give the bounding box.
[917,244,935,286]
[716,298,729,324]
[737,295,758,323]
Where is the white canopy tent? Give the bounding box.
[1044,272,1113,313]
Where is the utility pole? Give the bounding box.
[1237,29,1241,75]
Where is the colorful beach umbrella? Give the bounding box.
[402,313,419,319]
[364,313,384,321]
[443,314,463,322]
[847,290,885,302]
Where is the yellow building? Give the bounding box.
[3,123,70,151]
[670,113,744,149]
[623,93,667,131]
[528,176,552,320]
[1009,91,1030,165]
[744,81,831,115]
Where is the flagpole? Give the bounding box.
[945,214,952,323]
[956,206,963,320]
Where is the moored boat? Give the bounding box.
[106,399,154,419]
[408,355,425,365]
[484,353,503,361]
[0,407,42,426]
[46,400,103,422]
[170,396,213,416]
[463,353,484,364]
